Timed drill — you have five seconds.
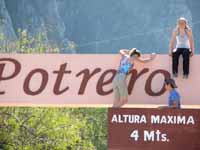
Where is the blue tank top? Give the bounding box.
[118,55,134,74]
[176,29,190,49]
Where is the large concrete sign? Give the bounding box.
[0,54,200,106]
[108,108,200,150]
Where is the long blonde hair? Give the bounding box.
[176,17,190,30]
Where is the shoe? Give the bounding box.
[183,75,189,79]
[173,73,178,78]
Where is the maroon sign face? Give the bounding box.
[108,108,200,150]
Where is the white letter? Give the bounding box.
[151,115,160,124]
[187,116,195,125]
[144,130,155,141]
[177,116,186,124]
[111,114,118,123]
[140,115,147,124]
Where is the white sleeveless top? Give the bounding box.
[176,29,190,49]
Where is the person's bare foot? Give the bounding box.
[183,74,188,79]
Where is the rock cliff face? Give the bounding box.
[0,0,16,40]
[0,0,199,53]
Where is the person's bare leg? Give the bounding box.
[112,86,120,108]
[112,98,120,108]
[117,98,128,107]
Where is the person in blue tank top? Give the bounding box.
[169,17,195,79]
[112,48,156,108]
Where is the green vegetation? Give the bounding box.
[0,107,107,150]
[0,29,106,150]
[0,29,77,53]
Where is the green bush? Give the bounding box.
[0,107,107,150]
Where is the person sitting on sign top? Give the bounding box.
[169,17,194,79]
[159,78,181,109]
[112,48,156,108]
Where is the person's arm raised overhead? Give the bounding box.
[119,49,130,56]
